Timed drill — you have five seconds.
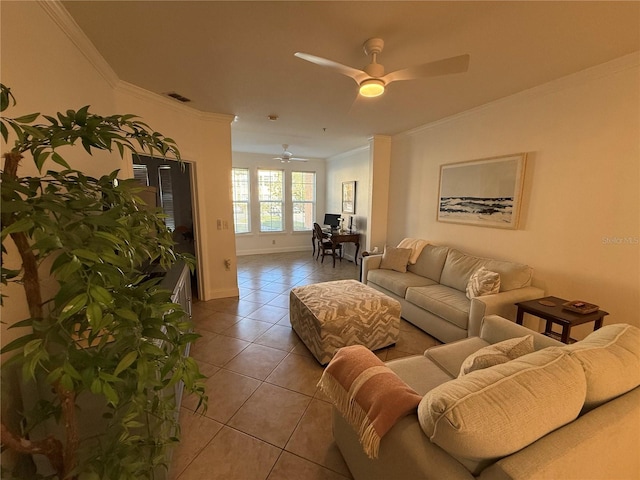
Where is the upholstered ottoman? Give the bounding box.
[289,279,401,364]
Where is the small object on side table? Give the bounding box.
[562,300,600,314]
[515,296,608,344]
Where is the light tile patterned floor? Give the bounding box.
[170,251,439,480]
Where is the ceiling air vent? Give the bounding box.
[165,92,191,103]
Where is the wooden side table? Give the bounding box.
[515,296,608,344]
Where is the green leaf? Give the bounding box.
[75,105,90,126]
[21,124,46,139]
[58,293,88,322]
[114,351,138,377]
[86,302,103,329]
[102,382,119,405]
[8,318,34,329]
[90,285,113,305]
[23,339,43,356]
[1,217,34,237]
[115,308,138,322]
[71,248,101,263]
[0,333,36,354]
[1,121,7,142]
[60,373,74,391]
[51,152,71,169]
[13,112,40,123]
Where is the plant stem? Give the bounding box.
[56,382,79,479]
[0,423,65,478]
[1,152,43,320]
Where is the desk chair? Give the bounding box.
[313,223,342,266]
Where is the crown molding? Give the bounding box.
[116,81,235,124]
[39,0,234,124]
[38,0,120,88]
[328,144,370,162]
[398,51,640,139]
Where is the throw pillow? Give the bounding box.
[466,266,500,299]
[458,334,534,377]
[379,246,412,273]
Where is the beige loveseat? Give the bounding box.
[333,315,640,480]
[362,244,544,342]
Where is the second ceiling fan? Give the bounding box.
[274,144,308,163]
[295,38,470,98]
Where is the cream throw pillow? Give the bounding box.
[458,335,534,377]
[418,348,586,475]
[379,246,412,273]
[466,266,500,299]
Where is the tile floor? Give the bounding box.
[170,251,440,480]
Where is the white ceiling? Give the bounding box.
[62,1,640,160]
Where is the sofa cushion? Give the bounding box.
[440,249,533,293]
[563,323,640,411]
[458,335,534,377]
[407,244,449,282]
[417,347,586,475]
[440,249,487,292]
[466,267,501,299]
[367,269,436,298]
[406,285,470,330]
[380,246,412,273]
[425,337,491,378]
[483,259,533,291]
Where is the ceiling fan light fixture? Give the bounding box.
[359,79,385,97]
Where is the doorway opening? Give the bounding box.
[133,155,199,299]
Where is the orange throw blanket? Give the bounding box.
[317,345,423,458]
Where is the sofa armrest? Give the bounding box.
[479,315,563,350]
[468,286,545,337]
[361,254,383,284]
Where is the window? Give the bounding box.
[157,165,175,231]
[291,171,316,231]
[132,164,149,186]
[258,169,284,232]
[231,168,250,234]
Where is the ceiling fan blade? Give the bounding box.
[382,54,470,85]
[294,52,368,84]
[289,157,308,162]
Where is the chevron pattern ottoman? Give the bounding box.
[289,279,401,365]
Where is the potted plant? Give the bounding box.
[0,84,207,479]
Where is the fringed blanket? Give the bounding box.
[317,345,423,459]
[396,238,429,264]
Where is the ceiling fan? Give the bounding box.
[294,38,469,98]
[273,144,308,163]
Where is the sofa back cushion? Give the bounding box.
[407,244,449,282]
[563,323,640,411]
[417,347,586,475]
[439,249,533,292]
[439,249,486,292]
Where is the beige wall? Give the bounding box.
[326,146,371,261]
[233,151,327,255]
[388,54,640,338]
[1,0,237,357]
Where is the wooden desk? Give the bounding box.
[515,296,608,344]
[328,231,360,267]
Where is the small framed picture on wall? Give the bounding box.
[342,181,356,214]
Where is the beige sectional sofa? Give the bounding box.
[362,244,545,342]
[333,315,640,480]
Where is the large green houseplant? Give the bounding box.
[0,85,206,479]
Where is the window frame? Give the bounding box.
[291,170,316,232]
[257,168,285,233]
[231,167,251,234]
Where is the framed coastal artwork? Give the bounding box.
[437,153,527,229]
[342,181,356,214]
